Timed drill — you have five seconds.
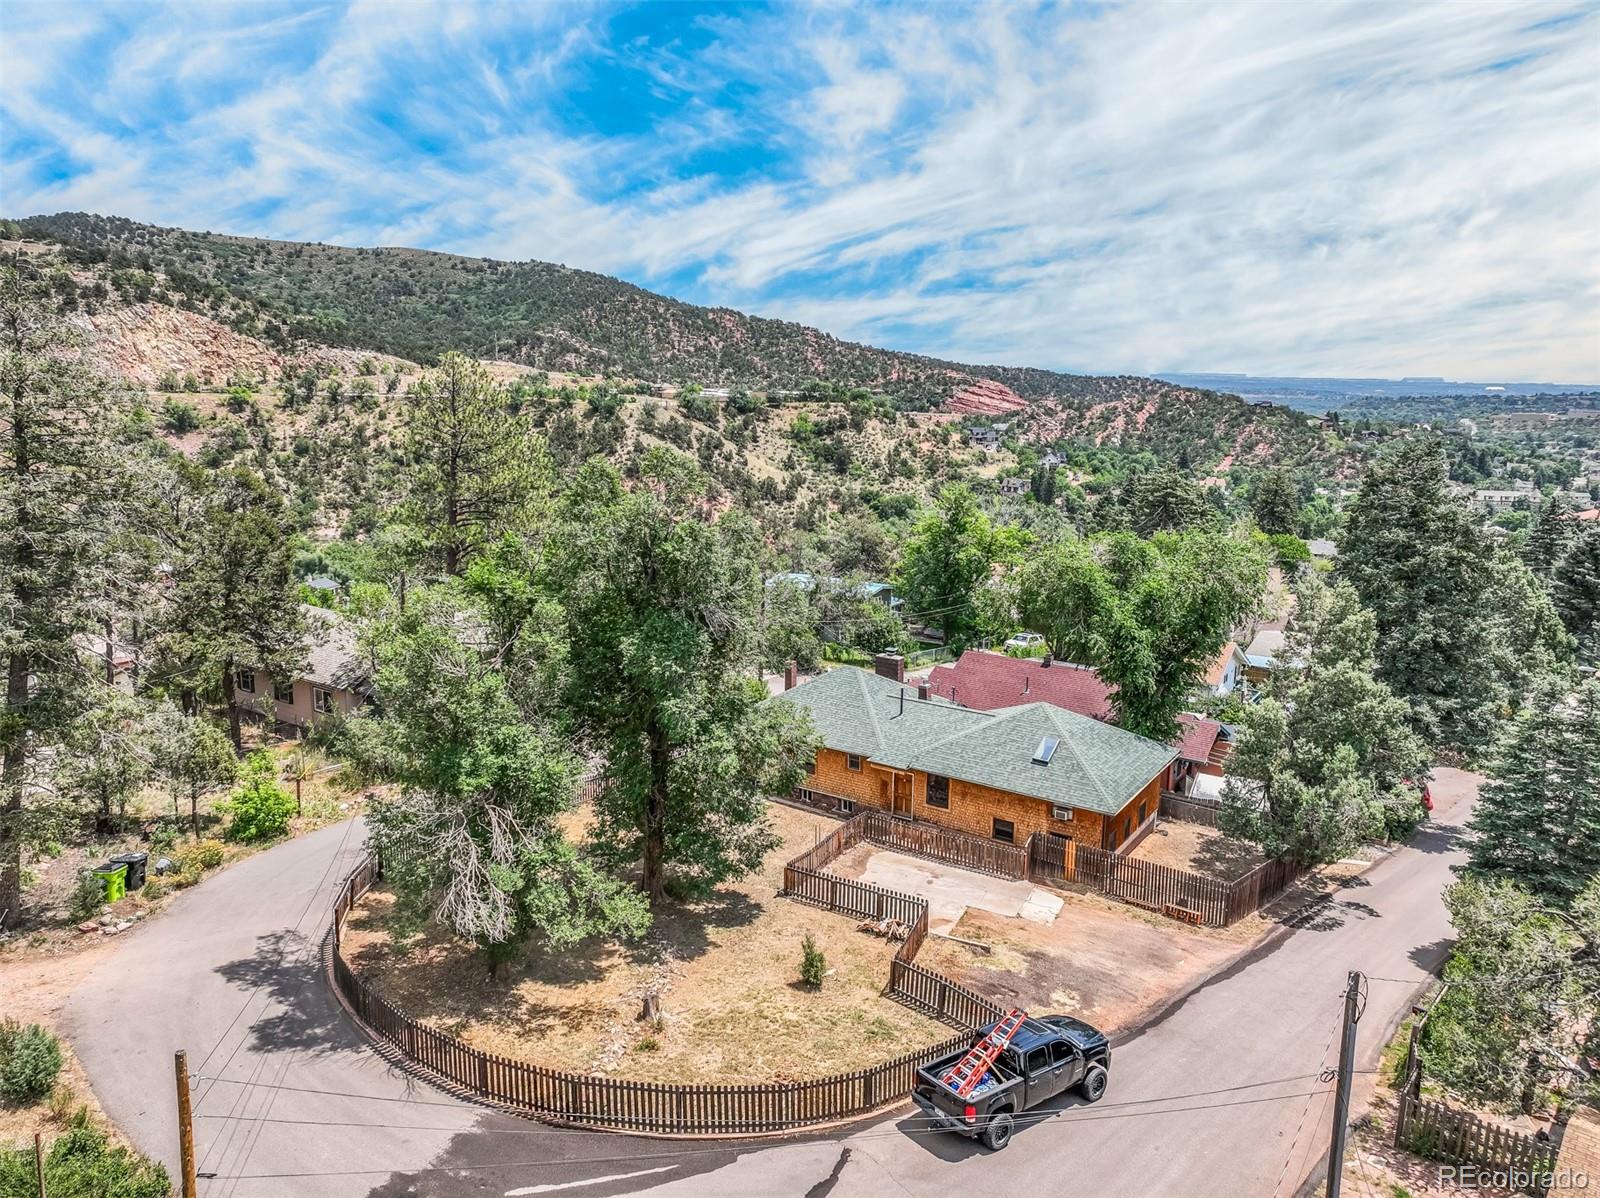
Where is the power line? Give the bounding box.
[197,1086,1338,1182]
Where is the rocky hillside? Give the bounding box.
[8,212,1341,472]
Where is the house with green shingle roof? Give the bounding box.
[773,666,1177,851]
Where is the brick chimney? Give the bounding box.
[873,652,906,684]
[917,681,931,700]
[784,660,798,690]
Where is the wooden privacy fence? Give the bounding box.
[330,852,976,1136]
[1159,789,1223,828]
[859,810,1028,879]
[1024,831,1303,927]
[781,812,1006,1030]
[1395,1097,1559,1197]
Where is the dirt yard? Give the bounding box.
[1129,820,1268,879]
[342,803,949,1083]
[913,887,1246,1036]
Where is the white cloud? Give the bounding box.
[1,0,1596,380]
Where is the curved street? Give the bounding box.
[62,772,1476,1197]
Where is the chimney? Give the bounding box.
[784,660,798,690]
[917,681,931,701]
[873,652,905,684]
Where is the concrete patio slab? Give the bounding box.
[846,846,1063,935]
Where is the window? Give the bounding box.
[846,754,862,771]
[273,678,294,703]
[804,755,817,775]
[1050,1040,1075,1065]
[1026,1047,1051,1076]
[839,798,856,815]
[236,668,256,694]
[313,687,336,716]
[1138,801,1147,824]
[1048,831,1072,844]
[1032,736,1060,765]
[926,774,950,809]
[992,818,1015,844]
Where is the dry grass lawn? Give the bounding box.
[342,802,948,1083]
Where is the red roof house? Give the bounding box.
[923,650,1231,791]
[926,651,1115,720]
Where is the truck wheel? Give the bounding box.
[1079,1063,1108,1103]
[980,1111,1014,1151]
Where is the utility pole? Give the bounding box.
[174,1050,197,1198]
[1326,970,1365,1198]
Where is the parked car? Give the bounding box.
[911,1014,1110,1151]
[1004,632,1046,651]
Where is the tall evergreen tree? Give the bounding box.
[161,467,305,751]
[0,268,122,923]
[556,450,817,906]
[1523,496,1578,578]
[1466,680,1600,906]
[1337,436,1507,751]
[1252,468,1300,535]
[1553,526,1600,666]
[405,352,546,576]
[1127,466,1215,536]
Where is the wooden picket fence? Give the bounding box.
[330,852,974,1135]
[858,810,1029,879]
[1391,987,1561,1197]
[1395,1097,1559,1196]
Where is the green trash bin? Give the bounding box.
[91,862,128,904]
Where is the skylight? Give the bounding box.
[1032,736,1060,765]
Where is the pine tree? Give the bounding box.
[1127,467,1215,536]
[1252,468,1299,535]
[0,268,122,922]
[1523,496,1578,578]
[1553,526,1600,666]
[1467,681,1600,906]
[405,352,547,575]
[1337,436,1508,751]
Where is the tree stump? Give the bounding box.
[639,992,660,1023]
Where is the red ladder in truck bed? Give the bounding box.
[940,1008,1028,1098]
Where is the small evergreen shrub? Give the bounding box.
[799,932,827,988]
[67,874,104,922]
[221,752,294,842]
[0,1020,64,1104]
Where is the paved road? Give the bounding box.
[63,771,1475,1198]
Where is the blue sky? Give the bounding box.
[3,0,1597,380]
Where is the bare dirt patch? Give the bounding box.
[1130,820,1268,880]
[913,890,1245,1035]
[342,803,948,1083]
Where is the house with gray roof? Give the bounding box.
[774,666,1177,852]
[231,605,370,734]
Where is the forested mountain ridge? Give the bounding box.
[10,211,1340,475]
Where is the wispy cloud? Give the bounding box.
[2,0,1596,380]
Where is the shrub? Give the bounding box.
[0,1020,64,1104]
[160,398,200,433]
[220,752,294,842]
[67,874,104,922]
[0,1111,170,1197]
[799,932,827,988]
[179,839,225,871]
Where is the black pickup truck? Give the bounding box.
[911,1014,1110,1151]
